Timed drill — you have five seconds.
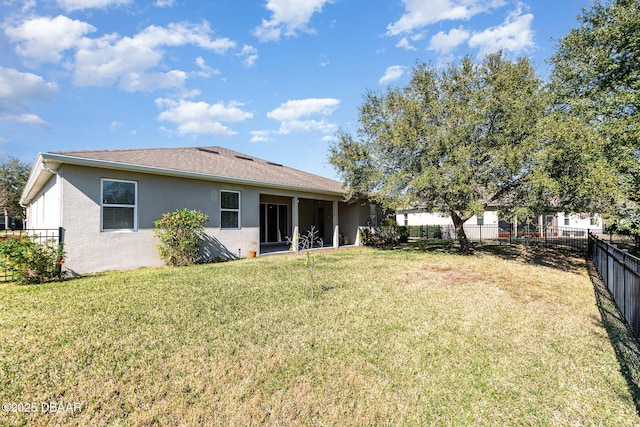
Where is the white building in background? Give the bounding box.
[396,206,604,239]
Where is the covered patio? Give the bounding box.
[259,194,368,255]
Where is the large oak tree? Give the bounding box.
[548,0,639,235]
[329,53,546,253]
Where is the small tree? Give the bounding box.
[153,209,209,266]
[288,226,324,297]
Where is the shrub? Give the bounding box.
[428,225,443,240]
[359,224,409,247]
[153,209,209,266]
[0,235,65,284]
[397,225,410,243]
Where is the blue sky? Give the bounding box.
[1,0,590,180]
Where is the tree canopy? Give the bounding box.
[0,157,31,223]
[329,53,546,252]
[330,1,640,251]
[549,0,639,233]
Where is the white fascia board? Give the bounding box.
[19,153,50,206]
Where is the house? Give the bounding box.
[0,215,22,230]
[19,146,370,274]
[396,206,604,239]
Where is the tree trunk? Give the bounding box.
[450,209,471,254]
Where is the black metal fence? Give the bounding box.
[590,233,640,338]
[407,224,602,254]
[0,228,63,283]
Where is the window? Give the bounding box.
[221,190,240,229]
[477,216,484,226]
[590,216,597,226]
[564,213,570,226]
[403,213,408,226]
[101,179,137,231]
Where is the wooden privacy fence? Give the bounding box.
[589,232,640,338]
[0,228,63,283]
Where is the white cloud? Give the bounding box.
[194,57,221,78]
[2,114,50,128]
[239,45,258,67]
[396,36,417,51]
[120,70,187,92]
[0,67,58,111]
[428,27,470,54]
[253,0,333,42]
[379,65,407,85]
[0,67,58,103]
[4,15,96,64]
[250,130,273,143]
[56,0,132,11]
[0,67,57,127]
[73,21,236,90]
[267,98,340,134]
[387,0,506,35]
[155,0,175,6]
[156,98,253,136]
[468,9,534,57]
[268,98,339,121]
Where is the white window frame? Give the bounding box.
[101,178,138,232]
[220,190,241,230]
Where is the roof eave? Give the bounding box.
[20,153,54,206]
[21,152,346,205]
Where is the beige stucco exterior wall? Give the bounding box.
[51,164,362,274]
[59,164,264,274]
[339,201,370,245]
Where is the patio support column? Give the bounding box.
[292,196,299,252]
[332,200,339,248]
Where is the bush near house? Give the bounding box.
[153,208,209,267]
[360,218,409,247]
[0,235,65,284]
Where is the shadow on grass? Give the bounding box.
[476,243,588,274]
[379,240,587,273]
[588,261,640,417]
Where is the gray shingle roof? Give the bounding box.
[52,145,346,194]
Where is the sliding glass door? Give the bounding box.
[260,203,288,243]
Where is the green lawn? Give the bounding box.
[1,244,639,426]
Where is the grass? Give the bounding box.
[1,243,639,425]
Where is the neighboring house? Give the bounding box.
[396,206,604,239]
[0,213,23,230]
[20,146,370,274]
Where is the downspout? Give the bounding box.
[41,162,61,177]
